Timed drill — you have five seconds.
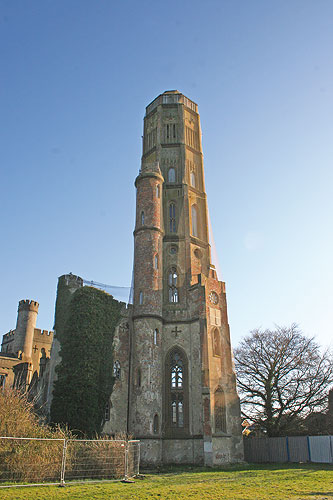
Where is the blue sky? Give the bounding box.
[1,0,332,349]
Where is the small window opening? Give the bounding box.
[173,124,176,138]
[139,291,143,305]
[113,360,121,379]
[154,254,158,270]
[153,414,159,433]
[154,328,158,345]
[137,368,141,388]
[169,203,176,232]
[168,268,179,303]
[104,401,110,421]
[156,184,160,198]
[166,124,169,139]
[141,211,145,225]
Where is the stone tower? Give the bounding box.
[13,300,39,361]
[128,91,243,465]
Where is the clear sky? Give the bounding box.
[1,0,332,350]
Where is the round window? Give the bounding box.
[209,291,219,305]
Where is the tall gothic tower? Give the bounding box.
[127,91,243,465]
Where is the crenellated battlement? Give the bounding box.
[3,330,15,340]
[18,299,39,313]
[34,328,54,339]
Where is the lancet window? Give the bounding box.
[165,348,188,432]
[153,414,159,433]
[168,268,179,303]
[191,204,198,237]
[141,211,145,225]
[169,203,176,232]
[214,387,227,433]
[213,328,221,357]
[190,171,196,188]
[168,168,176,183]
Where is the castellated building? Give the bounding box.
[0,300,53,406]
[2,91,243,465]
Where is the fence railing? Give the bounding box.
[0,437,140,487]
[244,435,333,464]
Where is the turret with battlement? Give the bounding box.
[13,299,39,361]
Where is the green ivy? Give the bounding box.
[50,286,122,436]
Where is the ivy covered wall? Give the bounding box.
[50,284,122,436]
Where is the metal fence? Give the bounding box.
[0,437,140,487]
[244,435,333,464]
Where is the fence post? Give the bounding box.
[124,441,129,481]
[137,441,141,476]
[307,436,311,462]
[60,439,67,487]
[286,437,290,462]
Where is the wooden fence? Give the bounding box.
[244,436,333,463]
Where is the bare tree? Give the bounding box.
[234,324,333,436]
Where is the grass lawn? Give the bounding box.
[0,463,332,500]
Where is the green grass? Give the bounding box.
[0,463,332,500]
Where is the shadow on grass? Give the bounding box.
[141,462,333,476]
[307,493,333,497]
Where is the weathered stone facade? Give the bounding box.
[104,91,243,465]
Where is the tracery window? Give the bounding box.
[169,203,176,232]
[113,360,121,379]
[165,348,188,432]
[168,168,176,183]
[214,387,227,433]
[191,204,198,237]
[168,268,179,303]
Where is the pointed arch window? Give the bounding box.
[168,268,179,303]
[165,348,188,433]
[214,387,227,433]
[169,203,176,232]
[141,211,145,225]
[191,204,198,237]
[168,168,176,183]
